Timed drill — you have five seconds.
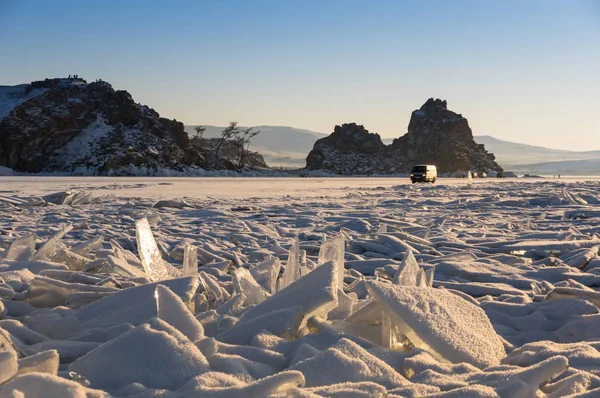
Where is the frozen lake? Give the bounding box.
[2,176,599,199]
[1,176,600,396]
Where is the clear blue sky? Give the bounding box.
[1,0,599,150]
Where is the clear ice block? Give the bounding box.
[4,234,36,261]
[278,237,300,291]
[182,245,198,277]
[135,218,180,282]
[32,225,73,261]
[318,234,345,290]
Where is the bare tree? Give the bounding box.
[237,127,261,168]
[190,125,206,147]
[193,125,206,139]
[215,122,240,159]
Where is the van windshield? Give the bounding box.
[411,166,426,172]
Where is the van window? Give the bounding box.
[412,166,426,172]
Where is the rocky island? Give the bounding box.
[306,98,504,176]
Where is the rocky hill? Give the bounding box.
[0,78,266,175]
[306,99,504,176]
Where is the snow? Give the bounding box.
[0,84,47,123]
[367,281,506,369]
[0,177,600,395]
[52,116,113,165]
[0,166,15,176]
[68,319,210,392]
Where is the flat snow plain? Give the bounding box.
[1,176,600,397]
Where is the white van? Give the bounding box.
[410,164,437,183]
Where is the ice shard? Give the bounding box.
[70,236,104,257]
[42,191,74,205]
[318,234,345,289]
[183,245,198,277]
[233,267,270,306]
[381,312,403,350]
[392,251,420,286]
[250,257,281,294]
[106,255,146,278]
[32,225,73,261]
[52,249,90,271]
[278,237,300,291]
[376,224,388,234]
[198,271,222,304]
[376,234,419,254]
[70,191,94,206]
[135,217,180,282]
[240,260,338,332]
[4,234,36,261]
[424,266,435,287]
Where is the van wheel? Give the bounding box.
[432,178,436,183]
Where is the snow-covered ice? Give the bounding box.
[0,177,600,396]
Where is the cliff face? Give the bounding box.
[0,78,266,175]
[306,99,504,176]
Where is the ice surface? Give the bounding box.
[367,281,505,368]
[2,178,600,396]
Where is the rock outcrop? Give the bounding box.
[305,123,386,174]
[306,99,504,176]
[0,78,266,175]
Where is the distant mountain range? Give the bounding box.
[186,126,600,175]
[473,136,600,176]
